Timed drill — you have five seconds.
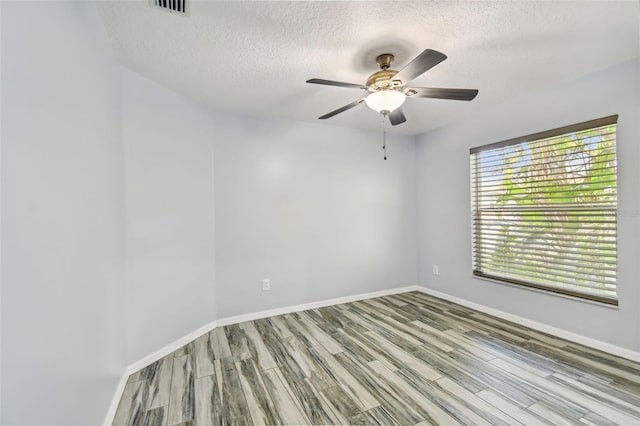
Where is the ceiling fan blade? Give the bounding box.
[393,49,447,85]
[318,98,365,119]
[388,108,407,126]
[408,87,478,101]
[306,78,366,89]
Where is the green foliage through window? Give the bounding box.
[470,116,618,304]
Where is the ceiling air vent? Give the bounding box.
[152,0,186,14]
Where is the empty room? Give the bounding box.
[2,1,640,425]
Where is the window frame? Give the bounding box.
[470,115,619,305]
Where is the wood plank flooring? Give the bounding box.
[113,291,640,425]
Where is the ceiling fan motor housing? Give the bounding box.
[367,53,403,90]
[376,53,394,69]
[366,70,401,90]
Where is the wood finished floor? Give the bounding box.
[113,291,640,425]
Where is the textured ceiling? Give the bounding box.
[98,1,639,136]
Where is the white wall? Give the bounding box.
[121,68,216,363]
[1,2,126,425]
[213,114,418,318]
[416,59,640,353]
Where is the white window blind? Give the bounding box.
[470,115,618,305]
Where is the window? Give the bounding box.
[470,115,618,305]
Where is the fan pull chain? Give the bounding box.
[381,113,388,160]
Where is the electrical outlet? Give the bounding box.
[433,265,439,276]
[262,279,271,291]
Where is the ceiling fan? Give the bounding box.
[306,49,478,126]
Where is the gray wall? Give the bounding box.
[118,68,420,357]
[2,3,638,424]
[1,2,126,424]
[416,59,640,352]
[121,68,216,363]
[213,114,418,318]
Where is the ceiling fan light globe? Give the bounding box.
[364,90,406,113]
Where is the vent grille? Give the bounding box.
[153,0,186,14]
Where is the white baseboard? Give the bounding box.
[128,319,220,377]
[103,284,419,425]
[416,286,640,363]
[215,285,420,327]
[103,370,131,426]
[103,315,222,425]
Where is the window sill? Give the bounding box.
[472,274,620,310]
